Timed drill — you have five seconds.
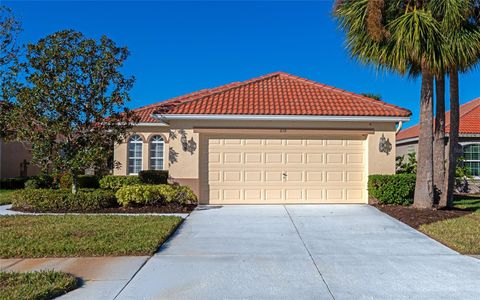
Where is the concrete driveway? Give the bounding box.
[117,205,480,299]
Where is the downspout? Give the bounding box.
[395,121,403,134]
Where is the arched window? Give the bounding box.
[150,135,165,170]
[128,135,143,174]
[463,144,480,177]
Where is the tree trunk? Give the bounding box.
[434,74,446,207]
[445,69,460,208]
[413,62,434,209]
[71,173,78,195]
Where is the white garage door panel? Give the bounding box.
[202,136,366,204]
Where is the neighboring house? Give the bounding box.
[114,72,411,204]
[397,97,480,178]
[0,139,40,178]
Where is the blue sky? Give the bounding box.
[4,1,480,128]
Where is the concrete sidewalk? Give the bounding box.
[0,256,148,299]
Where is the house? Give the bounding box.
[114,72,411,204]
[0,139,40,178]
[397,97,480,179]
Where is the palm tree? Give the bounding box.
[433,73,445,204]
[435,0,480,207]
[335,0,446,208]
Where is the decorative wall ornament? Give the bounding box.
[169,147,178,165]
[169,129,197,155]
[379,133,392,155]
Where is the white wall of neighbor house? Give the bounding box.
[396,137,480,159]
[397,137,480,180]
[396,142,418,158]
[113,120,399,198]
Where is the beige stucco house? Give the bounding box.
[114,72,411,204]
[0,139,40,178]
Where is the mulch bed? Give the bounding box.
[373,204,473,228]
[96,203,197,214]
[11,203,197,214]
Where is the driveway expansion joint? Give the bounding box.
[283,205,336,300]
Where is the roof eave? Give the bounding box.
[137,121,170,127]
[154,114,411,122]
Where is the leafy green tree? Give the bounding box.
[0,6,20,80]
[8,30,138,193]
[0,6,21,139]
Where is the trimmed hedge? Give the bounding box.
[11,189,117,212]
[99,176,141,190]
[116,184,175,206]
[116,184,197,207]
[138,170,169,185]
[171,185,198,204]
[24,175,54,189]
[368,174,416,205]
[0,178,28,190]
[59,174,100,189]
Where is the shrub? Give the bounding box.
[115,184,175,207]
[115,184,198,207]
[368,174,416,205]
[24,175,54,189]
[11,189,117,212]
[0,178,28,190]
[99,175,141,190]
[138,170,169,185]
[24,179,41,190]
[59,174,100,189]
[172,185,198,204]
[396,152,417,174]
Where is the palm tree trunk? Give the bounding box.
[434,74,446,207]
[445,69,460,207]
[413,62,434,209]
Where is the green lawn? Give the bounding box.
[0,215,183,258]
[419,195,480,255]
[452,195,480,211]
[0,190,15,205]
[0,270,78,300]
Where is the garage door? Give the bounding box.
[201,135,366,204]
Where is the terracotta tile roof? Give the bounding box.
[397,97,480,141]
[133,72,411,122]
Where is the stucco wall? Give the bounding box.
[367,122,397,175]
[0,140,40,178]
[113,120,399,197]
